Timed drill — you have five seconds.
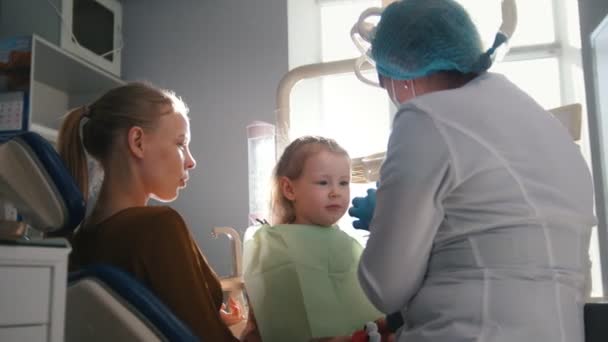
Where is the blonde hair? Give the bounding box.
[270,136,349,225]
[57,82,189,200]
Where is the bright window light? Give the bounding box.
[456,0,503,50]
[564,0,582,49]
[290,72,389,158]
[320,0,380,62]
[508,0,556,46]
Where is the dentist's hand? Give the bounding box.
[348,188,377,230]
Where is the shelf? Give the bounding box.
[32,34,123,94]
[25,34,125,142]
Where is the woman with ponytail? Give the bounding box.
[58,82,242,341]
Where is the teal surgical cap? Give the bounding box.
[371,0,504,80]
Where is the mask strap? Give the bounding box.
[409,80,416,97]
[390,79,416,105]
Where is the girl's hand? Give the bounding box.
[220,297,245,326]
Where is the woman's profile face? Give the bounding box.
[140,110,196,202]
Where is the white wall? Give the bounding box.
[122,0,288,276]
[578,0,608,293]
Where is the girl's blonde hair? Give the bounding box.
[57,82,188,200]
[270,136,349,224]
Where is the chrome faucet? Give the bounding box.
[211,227,243,279]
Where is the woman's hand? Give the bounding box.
[220,297,245,326]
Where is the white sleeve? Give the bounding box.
[358,107,456,314]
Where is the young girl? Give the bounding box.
[58,82,242,341]
[242,136,382,342]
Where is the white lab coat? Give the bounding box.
[359,72,596,342]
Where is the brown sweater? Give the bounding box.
[70,206,238,341]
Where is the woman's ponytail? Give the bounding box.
[57,106,89,199]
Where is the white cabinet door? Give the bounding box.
[0,267,51,325]
[0,325,46,342]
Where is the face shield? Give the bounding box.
[350,7,383,87]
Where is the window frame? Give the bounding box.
[589,13,608,297]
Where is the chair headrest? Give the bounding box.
[0,132,85,233]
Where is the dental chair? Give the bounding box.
[0,132,198,342]
[66,264,198,342]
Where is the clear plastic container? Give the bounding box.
[247,121,276,225]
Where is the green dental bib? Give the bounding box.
[243,224,381,341]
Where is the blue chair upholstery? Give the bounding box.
[0,132,199,341]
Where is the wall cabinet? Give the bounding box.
[0,239,71,342]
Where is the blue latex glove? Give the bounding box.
[348,188,377,230]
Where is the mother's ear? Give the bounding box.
[279,176,296,201]
[127,126,145,159]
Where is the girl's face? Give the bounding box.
[283,149,351,227]
[140,111,196,202]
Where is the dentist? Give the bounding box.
[349,1,596,341]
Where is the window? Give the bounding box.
[287,0,601,296]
